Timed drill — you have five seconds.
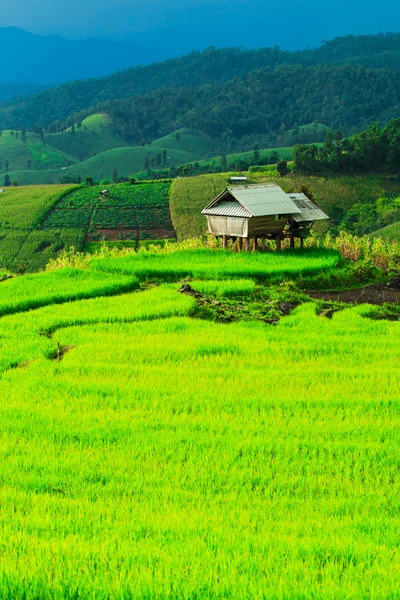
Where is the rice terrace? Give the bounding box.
[1,21,400,600]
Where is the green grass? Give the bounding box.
[12,229,87,272]
[370,220,400,241]
[189,278,256,296]
[150,128,216,156]
[0,268,139,316]
[190,146,297,169]
[0,131,76,175]
[0,185,74,229]
[64,146,196,181]
[45,114,130,161]
[0,270,399,597]
[90,247,340,282]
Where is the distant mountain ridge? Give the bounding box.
[1,32,400,130]
[0,27,163,86]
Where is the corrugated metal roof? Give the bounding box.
[228,184,301,216]
[202,200,251,218]
[288,193,329,222]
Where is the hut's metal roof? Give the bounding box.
[202,184,301,217]
[288,193,329,222]
[202,200,251,218]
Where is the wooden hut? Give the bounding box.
[201,183,328,250]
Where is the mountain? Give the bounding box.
[2,33,400,130]
[0,27,162,86]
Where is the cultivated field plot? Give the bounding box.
[41,183,174,237]
[0,261,399,597]
[91,247,340,281]
[0,185,74,229]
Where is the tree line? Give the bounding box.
[1,32,400,129]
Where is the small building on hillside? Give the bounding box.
[201,183,328,250]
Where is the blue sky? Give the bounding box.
[2,0,400,51]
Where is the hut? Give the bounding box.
[201,183,328,250]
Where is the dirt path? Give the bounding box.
[308,280,400,305]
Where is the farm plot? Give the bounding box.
[0,278,399,598]
[91,247,340,282]
[0,185,74,229]
[13,229,87,272]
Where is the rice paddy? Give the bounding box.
[0,248,399,598]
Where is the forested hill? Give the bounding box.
[2,32,400,129]
[53,66,400,148]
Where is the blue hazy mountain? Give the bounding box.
[0,27,164,87]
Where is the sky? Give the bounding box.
[2,0,400,51]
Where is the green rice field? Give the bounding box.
[0,247,399,597]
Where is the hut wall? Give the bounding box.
[248,216,287,235]
[206,216,248,237]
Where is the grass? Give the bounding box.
[90,247,340,282]
[12,229,87,272]
[190,146,296,169]
[0,271,399,597]
[0,185,75,229]
[370,220,400,241]
[0,131,76,176]
[150,127,216,156]
[44,114,130,161]
[0,268,139,316]
[189,278,256,296]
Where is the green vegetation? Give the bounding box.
[0,243,399,596]
[0,130,76,174]
[90,248,340,282]
[150,128,216,156]
[189,278,256,297]
[0,268,139,316]
[370,220,400,241]
[169,171,400,241]
[0,185,74,229]
[44,114,130,161]
[293,119,400,175]
[2,33,400,130]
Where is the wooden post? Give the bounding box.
[262,236,266,252]
[290,235,295,249]
[237,237,242,252]
[222,235,227,249]
[254,236,258,251]
[245,237,250,252]
[300,237,304,249]
[275,234,282,252]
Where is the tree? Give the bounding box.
[4,174,11,187]
[85,176,94,187]
[162,149,168,166]
[5,160,9,172]
[221,155,228,171]
[21,126,27,143]
[277,160,290,177]
[12,180,19,187]
[112,168,118,183]
[175,132,181,143]
[252,149,260,164]
[129,177,136,185]
[144,156,150,172]
[27,159,32,170]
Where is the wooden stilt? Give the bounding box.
[245,237,250,252]
[237,237,242,252]
[290,235,295,249]
[262,236,266,252]
[300,237,304,249]
[222,235,227,249]
[254,236,258,251]
[275,234,282,252]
